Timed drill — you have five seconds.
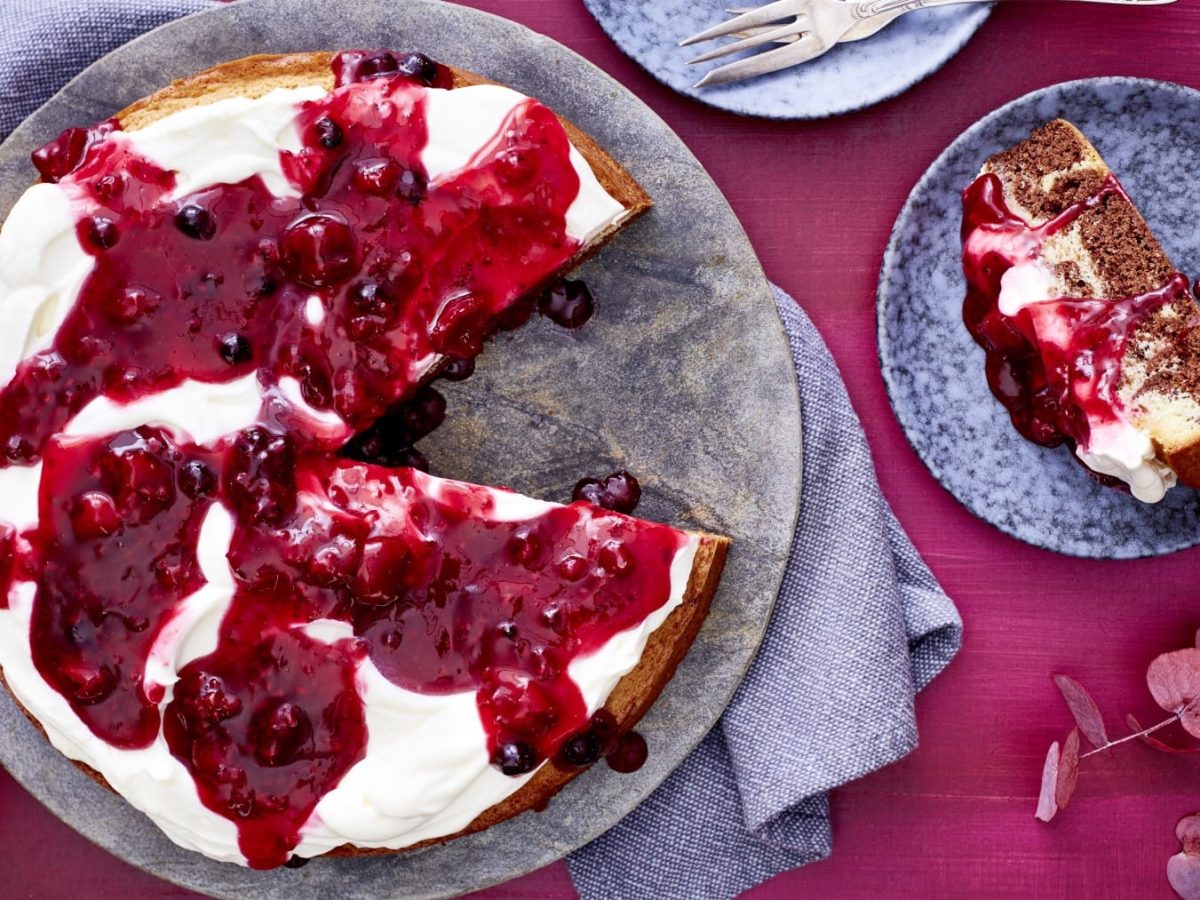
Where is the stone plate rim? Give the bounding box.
[877,75,1200,560]
[581,0,992,121]
[0,0,801,896]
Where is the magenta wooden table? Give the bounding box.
[5,1,1200,896]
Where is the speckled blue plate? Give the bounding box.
[879,77,1200,559]
[582,0,990,120]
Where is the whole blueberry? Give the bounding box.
[572,478,605,506]
[600,470,641,513]
[440,357,475,382]
[397,52,439,85]
[217,333,252,366]
[491,741,538,776]
[176,204,216,240]
[314,117,344,149]
[558,730,603,768]
[86,216,119,250]
[358,52,399,79]
[178,460,216,499]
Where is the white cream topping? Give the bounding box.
[143,507,239,699]
[1077,424,1177,503]
[275,375,352,437]
[65,373,262,445]
[422,83,627,244]
[0,78,666,866]
[123,86,326,200]
[997,259,1059,317]
[0,184,94,391]
[304,295,325,327]
[0,464,42,532]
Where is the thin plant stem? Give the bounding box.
[1081,714,1178,759]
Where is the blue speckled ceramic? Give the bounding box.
[582,0,990,120]
[879,78,1200,559]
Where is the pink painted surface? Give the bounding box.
[4,1,1200,896]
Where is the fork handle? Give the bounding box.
[854,0,1174,17]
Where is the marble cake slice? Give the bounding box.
[981,118,1200,488]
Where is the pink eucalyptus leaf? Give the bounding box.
[1184,700,1200,740]
[1054,729,1080,810]
[1173,816,1200,899]
[1035,741,1060,823]
[1124,714,1200,754]
[1170,854,1200,900]
[1053,675,1109,748]
[1147,649,1200,730]
[1179,814,1200,855]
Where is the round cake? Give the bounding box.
[0,50,729,869]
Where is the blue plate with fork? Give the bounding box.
[582,0,991,119]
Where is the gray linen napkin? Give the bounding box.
[0,0,218,140]
[0,4,962,896]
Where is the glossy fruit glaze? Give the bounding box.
[961,172,1188,452]
[20,426,681,867]
[0,51,679,868]
[2,49,587,464]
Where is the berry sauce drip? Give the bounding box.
[961,172,1189,453]
[30,428,211,747]
[0,50,674,869]
[0,50,584,465]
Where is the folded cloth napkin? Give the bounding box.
[566,286,962,899]
[0,0,218,140]
[0,4,962,897]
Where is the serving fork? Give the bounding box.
[683,0,1177,88]
[725,5,902,45]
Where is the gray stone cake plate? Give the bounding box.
[583,0,990,120]
[879,77,1200,559]
[0,0,801,897]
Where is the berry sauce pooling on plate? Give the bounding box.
[0,51,684,869]
[572,470,641,514]
[961,172,1189,453]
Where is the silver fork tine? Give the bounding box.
[726,9,802,44]
[693,33,827,87]
[678,0,808,47]
[731,29,801,44]
[686,21,804,64]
